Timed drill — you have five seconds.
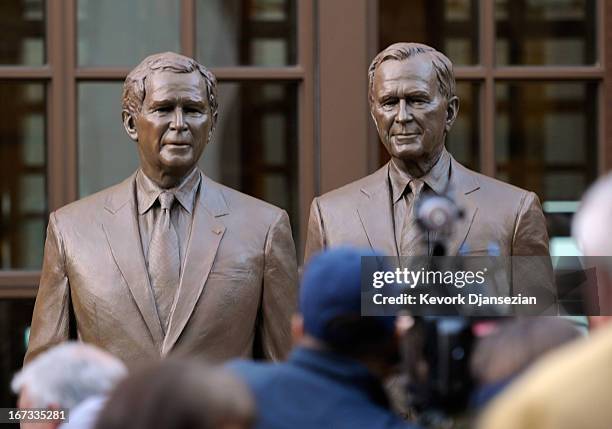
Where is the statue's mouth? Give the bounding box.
[164,141,191,146]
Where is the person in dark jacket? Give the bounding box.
[229,247,419,429]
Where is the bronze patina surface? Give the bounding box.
[305,43,553,298]
[26,52,298,366]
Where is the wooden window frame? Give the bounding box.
[470,0,609,179]
[0,0,315,297]
[316,0,611,195]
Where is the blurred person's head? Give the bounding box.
[572,173,612,328]
[11,342,127,429]
[572,173,612,257]
[94,359,255,429]
[470,317,581,407]
[292,247,398,376]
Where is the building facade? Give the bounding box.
[0,0,610,405]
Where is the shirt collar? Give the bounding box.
[136,167,201,215]
[388,148,451,204]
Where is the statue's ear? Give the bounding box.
[122,110,138,142]
[291,314,304,344]
[445,96,459,133]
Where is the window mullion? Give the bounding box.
[180,0,196,58]
[480,0,495,176]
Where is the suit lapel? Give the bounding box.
[102,173,164,346]
[446,157,479,256]
[162,174,227,355]
[356,165,399,260]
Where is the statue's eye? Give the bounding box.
[382,98,397,108]
[184,107,203,114]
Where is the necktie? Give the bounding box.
[400,179,425,256]
[148,191,180,333]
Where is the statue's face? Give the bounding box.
[371,55,456,164]
[132,70,211,181]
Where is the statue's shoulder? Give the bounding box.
[452,160,532,201]
[316,165,388,208]
[202,175,284,221]
[54,173,136,221]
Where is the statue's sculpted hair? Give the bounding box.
[368,42,456,104]
[122,52,218,131]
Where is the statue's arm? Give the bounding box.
[24,212,71,363]
[512,191,550,257]
[511,191,557,312]
[304,197,326,264]
[260,209,298,361]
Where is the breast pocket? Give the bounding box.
[207,267,253,281]
[204,267,260,311]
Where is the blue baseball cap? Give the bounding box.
[300,247,396,345]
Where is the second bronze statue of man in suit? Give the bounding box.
[26,52,298,366]
[305,43,553,296]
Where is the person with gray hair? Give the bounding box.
[12,342,127,429]
[572,173,612,329]
[572,173,612,256]
[478,173,612,429]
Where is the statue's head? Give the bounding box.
[368,43,459,167]
[122,52,218,187]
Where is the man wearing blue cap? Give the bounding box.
[228,247,418,429]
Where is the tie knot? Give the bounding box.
[159,191,175,210]
[409,179,424,197]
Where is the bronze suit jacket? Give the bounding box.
[25,171,298,366]
[305,157,554,304]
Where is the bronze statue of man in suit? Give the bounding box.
[26,52,298,366]
[305,43,553,298]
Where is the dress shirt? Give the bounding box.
[388,149,451,255]
[136,167,201,274]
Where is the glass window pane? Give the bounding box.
[0,82,47,270]
[196,0,297,66]
[78,83,139,197]
[200,82,299,237]
[495,0,596,65]
[495,82,597,201]
[77,0,181,67]
[544,200,580,254]
[0,0,45,65]
[0,298,35,407]
[447,82,479,170]
[78,81,299,239]
[378,0,478,65]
